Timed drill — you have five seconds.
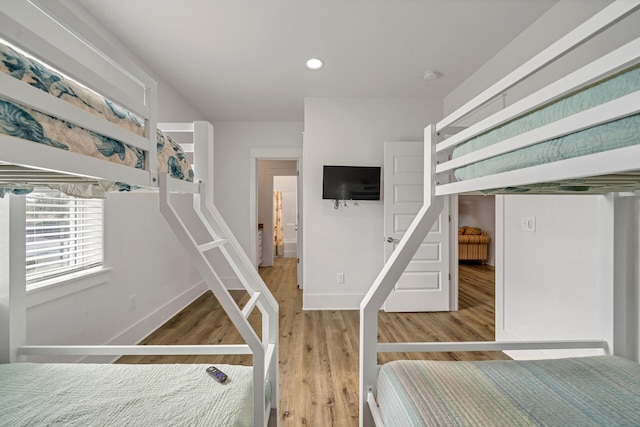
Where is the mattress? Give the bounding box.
[452,66,640,193]
[376,355,640,427]
[0,42,193,196]
[0,363,269,427]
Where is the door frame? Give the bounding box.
[249,147,303,287]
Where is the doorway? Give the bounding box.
[256,160,297,267]
[249,146,303,288]
[273,175,298,259]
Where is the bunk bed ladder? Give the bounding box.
[158,174,277,427]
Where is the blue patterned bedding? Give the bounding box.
[452,66,640,193]
[0,42,193,195]
[377,356,640,427]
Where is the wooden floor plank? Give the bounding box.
[117,258,508,426]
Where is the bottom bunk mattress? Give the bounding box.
[376,355,640,427]
[0,363,269,427]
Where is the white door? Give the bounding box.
[383,141,450,312]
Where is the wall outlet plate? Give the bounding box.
[520,216,536,232]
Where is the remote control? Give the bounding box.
[206,366,228,383]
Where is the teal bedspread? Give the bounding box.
[377,356,640,427]
[452,66,640,193]
[0,363,269,427]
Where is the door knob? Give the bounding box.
[386,237,400,243]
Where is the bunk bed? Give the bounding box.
[360,1,640,426]
[0,2,277,426]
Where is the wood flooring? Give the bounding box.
[117,258,509,426]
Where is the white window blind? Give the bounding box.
[26,189,104,286]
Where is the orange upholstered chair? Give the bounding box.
[458,226,490,264]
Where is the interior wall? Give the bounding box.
[458,195,496,266]
[496,195,612,359]
[213,122,303,264]
[23,193,203,361]
[302,97,441,310]
[257,160,297,266]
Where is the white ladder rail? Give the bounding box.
[158,176,263,352]
[195,188,279,422]
[196,190,279,347]
[158,174,268,427]
[359,125,442,427]
[160,121,277,426]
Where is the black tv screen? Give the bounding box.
[322,165,381,201]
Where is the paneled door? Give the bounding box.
[383,141,450,312]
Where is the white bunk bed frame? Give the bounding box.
[360,1,640,426]
[0,2,277,426]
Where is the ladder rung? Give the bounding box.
[198,239,227,253]
[242,292,261,319]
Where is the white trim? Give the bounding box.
[26,266,111,308]
[249,146,303,269]
[367,392,385,427]
[435,144,640,196]
[302,292,365,310]
[376,339,607,353]
[0,134,151,187]
[103,281,207,350]
[436,36,640,154]
[18,344,252,357]
[437,92,640,173]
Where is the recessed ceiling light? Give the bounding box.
[306,58,324,70]
[422,70,440,81]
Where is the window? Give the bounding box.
[25,189,103,287]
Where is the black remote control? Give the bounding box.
[206,366,228,383]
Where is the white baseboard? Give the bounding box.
[303,292,364,310]
[221,276,244,290]
[80,280,207,363]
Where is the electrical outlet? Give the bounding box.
[337,272,345,284]
[521,216,536,232]
[128,295,136,311]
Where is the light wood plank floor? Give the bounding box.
[118,258,509,426]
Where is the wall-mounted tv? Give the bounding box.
[322,165,381,201]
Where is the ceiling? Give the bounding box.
[74,0,559,122]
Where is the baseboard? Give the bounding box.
[221,276,244,290]
[302,292,363,310]
[79,280,207,363]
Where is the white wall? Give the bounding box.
[458,195,496,266]
[19,193,204,361]
[302,97,441,309]
[496,195,614,359]
[213,122,303,263]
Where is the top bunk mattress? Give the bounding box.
[0,363,265,427]
[376,355,640,427]
[451,66,640,193]
[0,41,193,193]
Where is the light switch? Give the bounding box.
[521,216,536,232]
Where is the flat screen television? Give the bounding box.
[322,165,381,201]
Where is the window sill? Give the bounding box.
[26,266,112,308]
